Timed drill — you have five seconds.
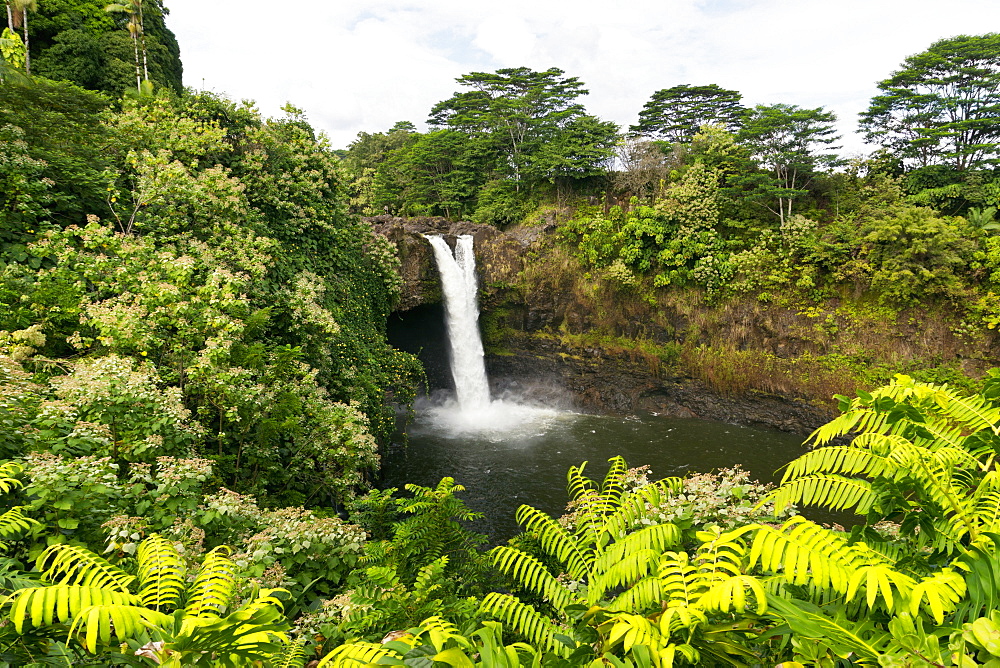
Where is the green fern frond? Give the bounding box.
[566,461,598,503]
[602,480,682,539]
[480,592,568,657]
[271,639,307,668]
[490,546,573,611]
[767,474,876,514]
[908,569,965,624]
[318,640,399,667]
[37,544,134,592]
[594,523,681,576]
[600,456,630,501]
[184,546,236,618]
[931,388,1000,432]
[414,556,448,594]
[609,574,663,613]
[781,445,895,483]
[136,534,185,611]
[0,461,24,494]
[173,594,289,660]
[657,604,708,635]
[515,505,592,581]
[694,529,748,578]
[0,506,40,542]
[702,574,767,614]
[745,517,887,593]
[418,615,471,651]
[658,552,702,609]
[7,585,139,633]
[69,603,170,653]
[973,487,1000,535]
[590,547,658,605]
[844,564,916,612]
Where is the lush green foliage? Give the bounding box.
[28,0,183,95]
[631,84,745,143]
[860,33,1000,171]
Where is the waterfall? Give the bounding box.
[424,234,491,409]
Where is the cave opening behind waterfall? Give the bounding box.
[387,302,454,396]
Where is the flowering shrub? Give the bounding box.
[561,465,794,546]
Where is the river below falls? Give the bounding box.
[380,400,830,542]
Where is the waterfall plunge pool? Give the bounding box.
[383,234,823,542]
[380,404,813,543]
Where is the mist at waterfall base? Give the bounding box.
[383,235,814,542]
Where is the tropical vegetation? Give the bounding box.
[6,3,1000,665]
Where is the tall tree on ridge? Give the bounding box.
[738,103,841,223]
[429,67,615,190]
[632,84,745,143]
[860,33,1000,171]
[106,0,147,91]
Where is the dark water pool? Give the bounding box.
[380,401,816,542]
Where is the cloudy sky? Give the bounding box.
[165,0,1000,155]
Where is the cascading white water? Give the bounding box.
[420,233,566,438]
[424,234,491,409]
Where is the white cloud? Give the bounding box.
[164,0,1000,153]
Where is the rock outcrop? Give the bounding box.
[366,216,526,311]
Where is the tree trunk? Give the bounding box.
[138,3,148,81]
[131,31,140,90]
[5,3,12,31]
[21,7,27,74]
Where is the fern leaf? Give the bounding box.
[781,445,895,483]
[600,456,630,502]
[594,523,681,578]
[932,389,1000,432]
[566,461,597,502]
[602,480,682,540]
[657,552,702,609]
[419,615,472,652]
[490,546,573,612]
[136,535,185,611]
[908,569,965,625]
[0,506,39,543]
[318,640,399,667]
[844,565,915,612]
[480,592,569,657]
[0,461,24,494]
[37,544,134,592]
[767,474,876,514]
[745,517,887,593]
[7,586,139,633]
[515,505,592,581]
[69,604,170,653]
[609,574,663,613]
[590,548,658,605]
[271,639,307,668]
[702,574,767,614]
[184,546,236,618]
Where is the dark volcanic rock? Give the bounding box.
[486,337,833,435]
[366,216,525,312]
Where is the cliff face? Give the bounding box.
[370,216,999,434]
[366,216,528,311]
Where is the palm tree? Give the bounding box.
[106,0,148,91]
[7,0,35,74]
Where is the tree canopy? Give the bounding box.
[631,83,745,142]
[859,33,1000,171]
[428,67,617,187]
